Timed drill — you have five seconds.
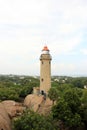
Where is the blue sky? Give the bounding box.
[0,0,87,76]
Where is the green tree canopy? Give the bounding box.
[52,99,82,128]
[48,87,60,104]
[13,110,58,130]
[52,88,84,129]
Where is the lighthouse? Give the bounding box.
[40,46,52,95]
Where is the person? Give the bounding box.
[43,92,46,100]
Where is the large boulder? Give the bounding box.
[37,97,53,115]
[24,94,45,111]
[0,100,25,130]
[24,94,52,115]
[0,103,11,130]
[2,100,24,118]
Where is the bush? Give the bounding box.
[13,110,58,130]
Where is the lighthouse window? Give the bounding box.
[49,61,50,64]
[42,61,43,64]
[41,78,44,82]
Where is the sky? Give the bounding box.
[0,0,87,76]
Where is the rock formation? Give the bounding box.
[0,103,11,130]
[2,100,24,118]
[0,100,24,130]
[24,94,52,115]
[0,95,52,130]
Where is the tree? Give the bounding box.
[81,89,87,107]
[80,90,87,127]
[13,110,58,130]
[48,87,59,105]
[19,86,33,98]
[63,89,81,113]
[52,99,82,129]
[52,88,83,129]
[71,78,84,88]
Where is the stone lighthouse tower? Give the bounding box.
[40,46,52,95]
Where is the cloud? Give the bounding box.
[52,59,87,76]
[80,49,87,55]
[49,32,82,57]
[0,0,87,75]
[0,0,51,24]
[52,62,76,75]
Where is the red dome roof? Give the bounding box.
[42,46,49,51]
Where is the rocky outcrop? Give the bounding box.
[37,97,53,115]
[2,100,24,118]
[0,103,11,130]
[0,95,52,130]
[24,94,52,115]
[0,100,24,130]
[24,94,45,111]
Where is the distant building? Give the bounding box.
[84,85,87,89]
[19,76,25,79]
[40,46,52,94]
[62,80,65,83]
[54,78,59,82]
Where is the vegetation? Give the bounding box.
[52,89,82,129]
[48,87,60,104]
[50,77,87,129]
[0,75,87,129]
[13,110,58,130]
[0,75,39,101]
